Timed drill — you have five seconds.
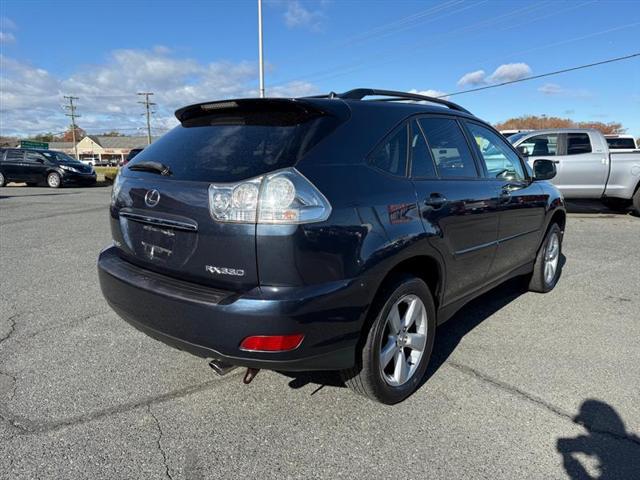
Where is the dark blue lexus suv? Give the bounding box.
[98,89,565,404]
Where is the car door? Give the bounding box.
[24,150,49,183]
[465,121,547,278]
[3,149,27,182]
[410,116,500,306]
[519,132,607,198]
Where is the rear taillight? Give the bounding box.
[239,334,304,352]
[208,168,331,224]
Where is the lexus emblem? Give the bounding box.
[144,189,160,208]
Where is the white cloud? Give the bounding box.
[457,63,532,88]
[281,0,325,31]
[457,70,485,87]
[487,62,532,83]
[538,83,591,98]
[0,31,15,43]
[0,16,17,30]
[0,49,319,137]
[409,88,449,99]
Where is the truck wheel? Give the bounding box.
[529,223,563,293]
[633,188,640,216]
[341,274,436,404]
[47,172,62,188]
[602,197,631,212]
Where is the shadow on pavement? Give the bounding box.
[557,399,640,479]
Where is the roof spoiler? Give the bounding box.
[306,88,471,114]
[174,98,339,124]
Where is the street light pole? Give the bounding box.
[258,0,265,98]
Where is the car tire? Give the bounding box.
[528,223,563,293]
[0,172,6,187]
[47,172,62,188]
[602,197,631,212]
[340,274,436,404]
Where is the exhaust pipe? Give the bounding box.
[208,358,238,376]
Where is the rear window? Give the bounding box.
[606,137,636,149]
[128,101,344,182]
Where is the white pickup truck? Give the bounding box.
[509,128,640,214]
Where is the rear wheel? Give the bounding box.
[47,172,61,188]
[529,223,563,293]
[341,275,436,404]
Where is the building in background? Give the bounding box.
[49,136,157,164]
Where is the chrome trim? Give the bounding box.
[118,211,198,232]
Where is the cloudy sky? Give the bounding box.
[1,0,639,138]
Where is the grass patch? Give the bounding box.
[94,166,119,184]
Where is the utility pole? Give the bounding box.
[64,96,80,160]
[258,0,265,98]
[137,92,156,145]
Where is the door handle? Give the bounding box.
[425,192,447,209]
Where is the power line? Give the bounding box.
[63,95,80,159]
[137,92,156,145]
[439,52,640,98]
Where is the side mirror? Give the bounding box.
[532,159,556,180]
[36,158,45,164]
[517,146,528,156]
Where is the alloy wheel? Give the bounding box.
[379,294,428,386]
[544,232,560,285]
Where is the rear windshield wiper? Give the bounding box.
[128,161,172,176]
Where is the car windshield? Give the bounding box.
[507,132,529,144]
[42,151,82,164]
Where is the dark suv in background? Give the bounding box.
[98,89,565,404]
[0,148,96,188]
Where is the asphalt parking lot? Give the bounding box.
[1,185,639,479]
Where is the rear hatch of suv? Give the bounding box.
[110,98,348,291]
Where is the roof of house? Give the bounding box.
[85,135,157,148]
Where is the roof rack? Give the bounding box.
[306,88,471,115]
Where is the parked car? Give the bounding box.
[123,147,144,166]
[0,148,96,188]
[604,134,638,153]
[98,89,565,404]
[509,129,640,213]
[80,157,99,167]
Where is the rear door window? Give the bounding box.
[25,151,46,163]
[5,150,24,162]
[128,101,345,183]
[369,123,408,176]
[410,120,436,178]
[566,133,592,155]
[418,118,478,178]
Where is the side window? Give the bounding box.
[410,120,436,178]
[369,123,408,176]
[25,151,46,163]
[466,122,525,181]
[516,134,559,157]
[5,150,24,161]
[418,118,477,178]
[567,133,592,155]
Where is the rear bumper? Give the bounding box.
[98,247,371,371]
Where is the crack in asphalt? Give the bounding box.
[0,370,241,436]
[448,360,640,448]
[148,405,174,480]
[20,309,111,341]
[0,312,19,346]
